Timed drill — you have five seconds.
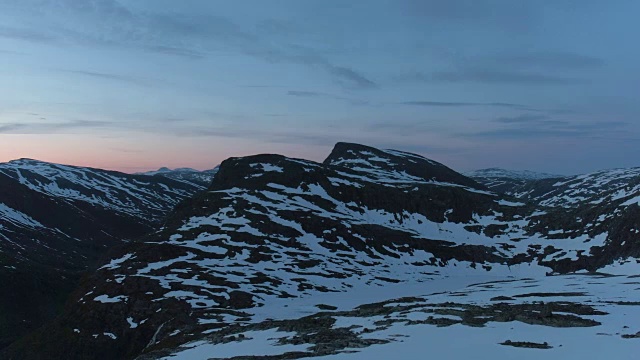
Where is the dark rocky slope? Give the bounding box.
[5,143,639,359]
[0,159,202,349]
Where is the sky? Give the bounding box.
[0,0,639,174]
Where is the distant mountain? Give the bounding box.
[139,166,219,188]
[7,143,639,359]
[467,167,563,195]
[0,159,203,349]
[508,167,640,208]
[470,166,640,208]
[467,167,560,180]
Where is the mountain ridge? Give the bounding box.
[466,167,562,180]
[3,144,640,359]
[0,159,205,349]
[139,166,219,188]
[5,142,639,359]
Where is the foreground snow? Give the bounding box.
[160,271,640,360]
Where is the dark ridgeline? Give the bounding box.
[2,143,639,359]
[139,166,220,188]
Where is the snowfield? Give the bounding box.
[161,272,640,360]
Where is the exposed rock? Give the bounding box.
[4,143,640,359]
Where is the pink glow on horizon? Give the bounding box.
[0,134,330,173]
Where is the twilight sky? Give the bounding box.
[0,0,639,174]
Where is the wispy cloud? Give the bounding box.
[109,147,144,154]
[0,48,27,55]
[241,85,287,88]
[0,120,113,134]
[326,66,376,89]
[467,128,573,139]
[494,114,552,123]
[264,113,289,117]
[145,46,206,59]
[287,91,323,97]
[398,50,600,87]
[463,114,628,140]
[0,123,27,133]
[400,100,537,110]
[0,26,57,43]
[418,69,583,85]
[403,0,541,31]
[366,121,438,137]
[59,69,155,86]
[6,1,375,89]
[287,90,369,105]
[492,52,605,69]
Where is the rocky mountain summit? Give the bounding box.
[0,159,203,348]
[4,143,639,359]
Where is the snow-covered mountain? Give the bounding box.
[467,168,560,181]
[510,167,640,208]
[0,159,200,220]
[6,143,639,360]
[467,167,562,195]
[470,166,640,210]
[139,166,219,188]
[0,159,204,348]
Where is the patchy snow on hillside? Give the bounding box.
[0,159,196,219]
[0,203,44,229]
[162,329,308,359]
[467,168,561,180]
[161,273,640,360]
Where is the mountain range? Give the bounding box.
[138,167,220,188]
[1,144,639,359]
[0,159,206,348]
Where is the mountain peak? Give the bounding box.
[210,153,319,190]
[6,143,640,359]
[324,142,482,189]
[6,158,47,166]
